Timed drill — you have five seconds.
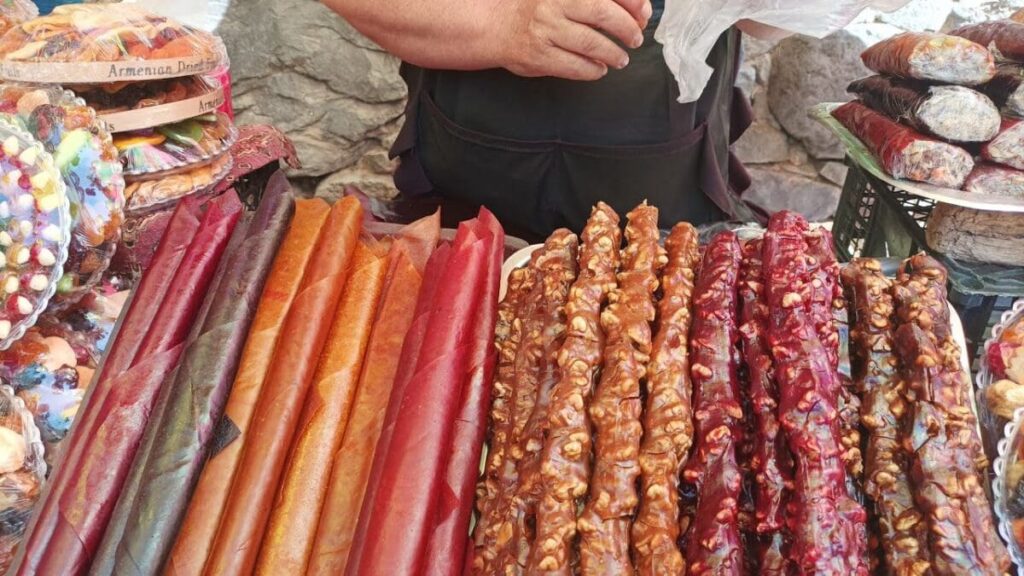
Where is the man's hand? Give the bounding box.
[496,0,652,80]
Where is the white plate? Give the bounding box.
[811,102,1024,214]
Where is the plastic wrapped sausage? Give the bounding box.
[952,20,1024,63]
[763,211,869,576]
[963,163,1024,198]
[842,259,930,576]
[631,223,699,576]
[861,32,995,85]
[579,204,662,576]
[527,204,620,576]
[681,232,743,576]
[832,101,975,188]
[978,65,1024,117]
[847,75,1000,142]
[983,119,1024,170]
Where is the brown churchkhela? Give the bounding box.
[737,239,787,574]
[893,255,1010,575]
[492,230,579,574]
[528,203,621,575]
[578,204,663,575]
[681,232,744,576]
[631,223,700,576]
[763,211,869,575]
[842,259,930,576]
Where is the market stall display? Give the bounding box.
[75,76,225,134]
[0,385,44,574]
[0,5,227,84]
[0,120,70,349]
[0,83,125,307]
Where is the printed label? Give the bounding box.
[99,87,226,133]
[0,56,220,84]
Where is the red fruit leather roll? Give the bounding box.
[632,223,699,576]
[422,210,505,576]
[737,238,788,573]
[964,162,1024,197]
[579,204,662,576]
[202,197,363,576]
[340,242,451,576]
[952,20,1024,63]
[254,240,390,575]
[347,213,500,576]
[982,119,1024,170]
[763,211,869,576]
[167,198,331,576]
[14,195,201,574]
[526,204,621,576]
[861,32,995,85]
[306,214,440,576]
[16,192,243,576]
[681,232,743,576]
[832,100,975,188]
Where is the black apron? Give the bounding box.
[391,16,756,240]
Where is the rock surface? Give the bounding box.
[744,167,842,222]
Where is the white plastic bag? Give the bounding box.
[655,0,912,103]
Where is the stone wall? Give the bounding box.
[217,0,1024,216]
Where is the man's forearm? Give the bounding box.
[322,0,504,70]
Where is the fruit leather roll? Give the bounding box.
[347,210,503,576]
[91,213,253,576]
[832,101,975,188]
[952,20,1024,63]
[847,75,1000,142]
[978,65,1024,117]
[255,239,390,575]
[203,197,362,576]
[423,211,504,576]
[983,119,1024,170]
[342,242,452,576]
[964,163,1024,197]
[861,32,995,85]
[306,214,440,576]
[14,192,243,576]
[167,197,330,576]
[95,178,294,576]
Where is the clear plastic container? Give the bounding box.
[0,83,125,309]
[125,151,232,215]
[0,119,71,351]
[115,111,237,178]
[0,5,228,84]
[0,0,36,38]
[72,75,225,134]
[0,383,45,573]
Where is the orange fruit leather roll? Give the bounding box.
[166,198,332,576]
[254,238,391,574]
[203,197,363,576]
[306,213,440,576]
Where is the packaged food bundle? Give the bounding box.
[0,120,71,349]
[831,101,975,188]
[952,21,1024,64]
[847,75,1000,142]
[861,32,996,85]
[73,76,225,133]
[124,151,232,214]
[0,384,44,573]
[963,164,1024,198]
[978,65,1024,117]
[0,83,125,307]
[983,119,1024,170]
[990,314,1024,387]
[0,5,227,84]
[0,0,36,38]
[0,288,127,466]
[114,111,236,177]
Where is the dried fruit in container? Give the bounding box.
[832,100,975,188]
[114,112,237,178]
[0,0,35,37]
[861,32,995,85]
[0,119,70,350]
[847,75,1000,142]
[0,384,45,574]
[0,83,125,308]
[0,5,228,84]
[72,76,225,133]
[124,151,232,215]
